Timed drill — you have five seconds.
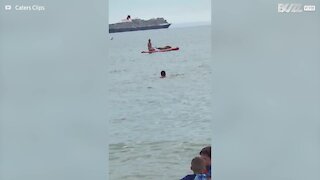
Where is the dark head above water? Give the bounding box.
[160,71,166,78]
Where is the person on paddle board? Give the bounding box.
[148,39,172,51]
[157,45,172,50]
[148,39,156,52]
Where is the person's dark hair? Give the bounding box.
[127,15,131,20]
[191,157,205,174]
[200,146,211,158]
[160,71,166,77]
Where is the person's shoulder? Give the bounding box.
[181,174,196,180]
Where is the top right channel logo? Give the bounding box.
[278,3,316,13]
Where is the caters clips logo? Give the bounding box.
[278,3,316,13]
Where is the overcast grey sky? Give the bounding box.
[109,0,211,24]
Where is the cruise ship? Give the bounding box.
[109,15,171,33]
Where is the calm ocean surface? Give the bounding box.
[108,25,212,179]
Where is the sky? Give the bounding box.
[109,0,211,24]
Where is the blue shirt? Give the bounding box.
[194,173,208,180]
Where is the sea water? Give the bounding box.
[108,25,212,180]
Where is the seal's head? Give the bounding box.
[160,71,166,78]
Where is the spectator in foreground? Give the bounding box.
[181,157,209,180]
[200,146,211,178]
